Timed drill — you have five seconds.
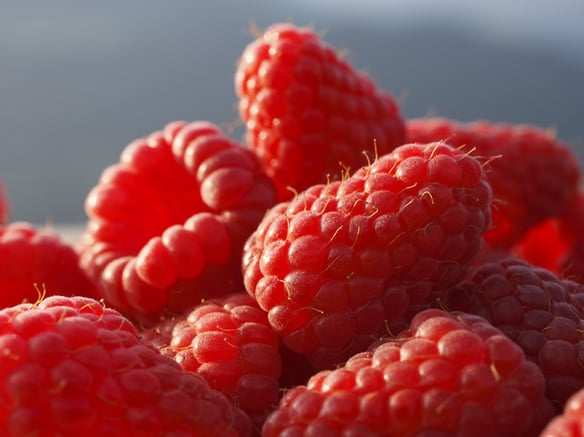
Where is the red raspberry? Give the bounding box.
[441,257,584,410]
[557,191,584,241]
[277,343,318,391]
[80,120,276,326]
[243,142,492,369]
[0,295,252,436]
[553,191,584,284]
[235,22,406,201]
[0,179,9,224]
[145,293,282,421]
[513,191,584,283]
[0,222,96,308]
[263,309,553,436]
[562,241,584,285]
[512,218,567,275]
[541,389,584,436]
[406,117,581,248]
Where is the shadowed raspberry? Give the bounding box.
[514,191,584,285]
[263,309,553,436]
[541,388,584,436]
[441,257,584,410]
[235,22,406,201]
[243,142,492,369]
[0,222,97,308]
[80,120,276,326]
[144,293,281,424]
[406,117,581,248]
[0,295,252,436]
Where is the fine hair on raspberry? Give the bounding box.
[243,141,492,369]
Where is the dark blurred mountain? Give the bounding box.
[0,1,582,223]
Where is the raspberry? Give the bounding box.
[562,241,584,285]
[262,309,553,436]
[541,388,584,436]
[441,257,584,410]
[512,191,584,283]
[80,120,276,325]
[243,142,492,368]
[512,218,567,275]
[551,191,584,284]
[0,295,252,436]
[406,117,581,248]
[145,293,282,422]
[235,22,406,201]
[557,191,584,242]
[0,179,9,224]
[0,222,96,309]
[277,343,318,391]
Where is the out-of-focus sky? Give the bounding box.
[297,0,584,63]
[0,1,582,224]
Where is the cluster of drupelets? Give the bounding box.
[0,22,583,436]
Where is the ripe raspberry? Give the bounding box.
[0,295,252,436]
[243,142,492,369]
[513,191,584,283]
[263,309,553,436]
[406,117,581,248]
[441,257,584,410]
[0,179,9,224]
[557,190,584,242]
[552,191,584,284]
[80,120,276,326]
[0,221,97,309]
[541,388,584,436]
[512,218,566,275]
[235,22,406,201]
[145,293,282,421]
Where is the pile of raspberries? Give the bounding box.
[1,23,583,436]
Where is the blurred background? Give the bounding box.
[1,0,583,226]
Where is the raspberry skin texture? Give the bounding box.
[262,309,553,436]
[441,257,584,410]
[145,293,282,421]
[80,120,277,326]
[406,117,581,248]
[0,179,9,224]
[243,142,492,369]
[235,22,406,201]
[541,389,584,436]
[0,295,252,436]
[0,221,97,308]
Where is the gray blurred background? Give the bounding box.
[1,0,583,225]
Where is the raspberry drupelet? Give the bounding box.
[0,295,252,436]
[0,222,97,308]
[236,22,406,201]
[262,309,554,436]
[80,120,277,326]
[541,388,584,436]
[144,293,282,424]
[441,257,584,411]
[406,117,581,249]
[243,141,492,369]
